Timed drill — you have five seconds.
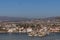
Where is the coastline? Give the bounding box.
[0,31,60,33]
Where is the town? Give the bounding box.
[0,18,60,37]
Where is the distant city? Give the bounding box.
[0,16,60,36]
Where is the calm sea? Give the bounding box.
[0,33,60,40]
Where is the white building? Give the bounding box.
[27,27,33,33]
[8,28,16,33]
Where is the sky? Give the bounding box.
[0,0,60,18]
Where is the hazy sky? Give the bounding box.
[0,0,60,18]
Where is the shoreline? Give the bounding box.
[0,31,60,33]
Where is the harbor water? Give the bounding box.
[0,33,60,40]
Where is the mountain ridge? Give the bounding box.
[0,16,60,22]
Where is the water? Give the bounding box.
[0,33,60,40]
